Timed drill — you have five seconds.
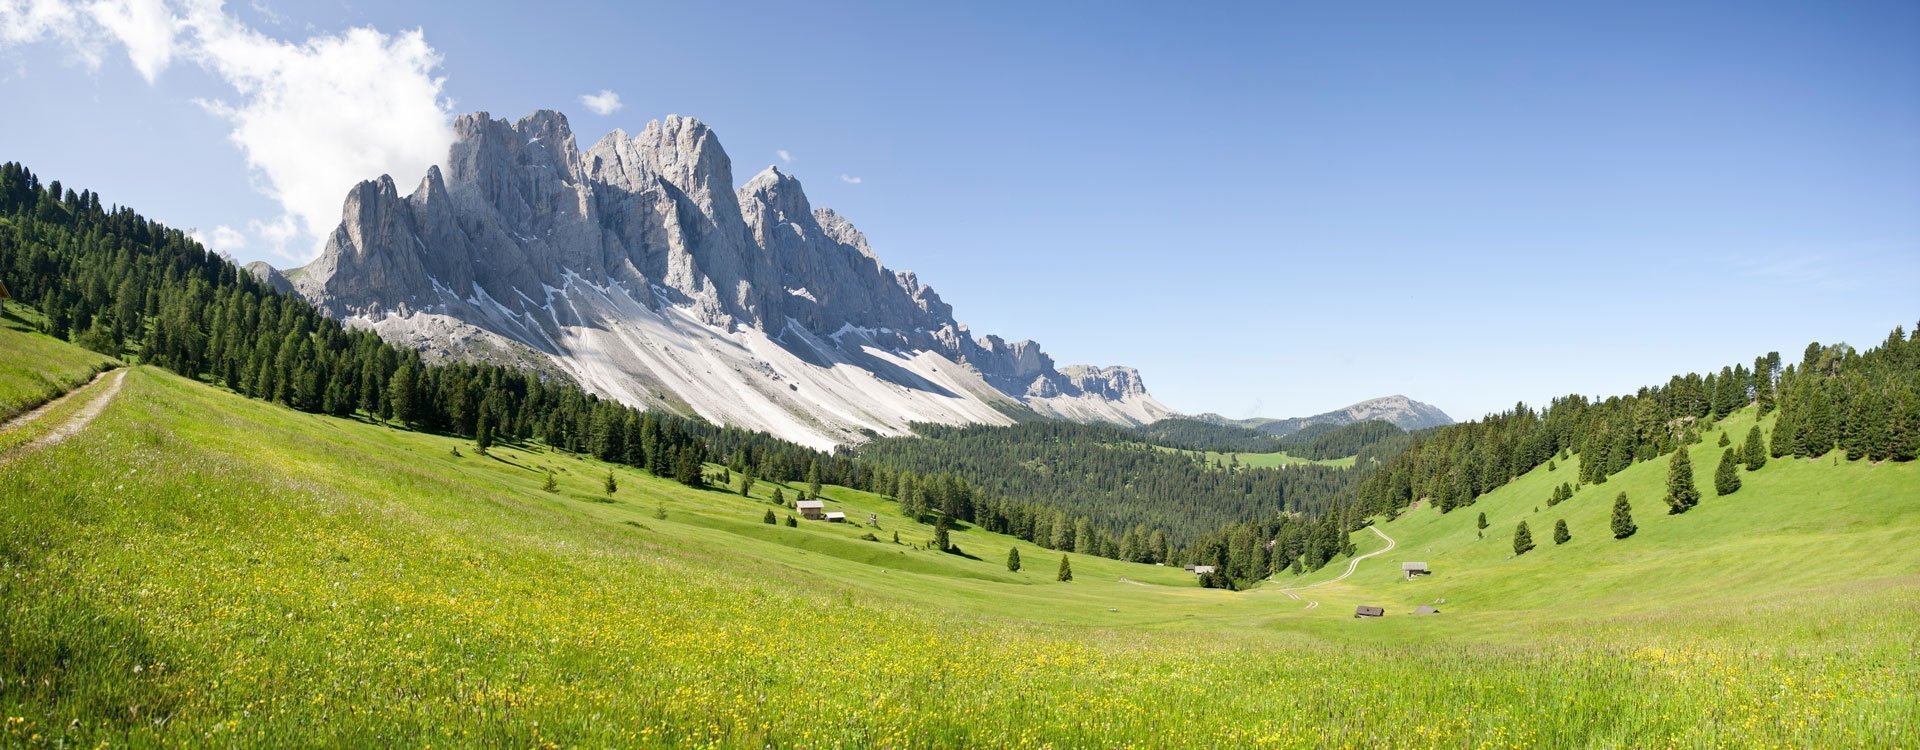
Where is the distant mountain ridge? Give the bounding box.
[272,109,1173,448]
[1198,395,1453,436]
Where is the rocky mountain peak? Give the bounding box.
[287,108,1176,448]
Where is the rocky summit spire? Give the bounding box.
[287,109,1175,448]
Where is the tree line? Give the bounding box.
[1355,327,1920,518]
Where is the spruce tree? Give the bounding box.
[1611,492,1637,539]
[604,471,618,497]
[1742,425,1767,471]
[763,509,776,524]
[1714,448,1742,496]
[785,515,797,527]
[1664,446,1700,514]
[1717,431,1731,447]
[475,413,493,455]
[1476,512,1488,530]
[1553,518,1570,545]
[1512,521,1534,555]
[805,461,822,500]
[771,487,786,506]
[932,517,950,552]
[1006,547,1021,572]
[542,471,558,493]
[1056,554,1073,582]
[739,469,756,497]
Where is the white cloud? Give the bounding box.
[579,88,621,116]
[776,149,792,164]
[190,223,247,256]
[838,174,862,184]
[0,0,455,263]
[87,0,178,82]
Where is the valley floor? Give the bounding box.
[2,363,1915,747]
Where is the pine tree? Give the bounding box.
[805,461,822,500]
[763,509,776,524]
[1476,512,1488,530]
[653,504,667,520]
[1714,448,1742,496]
[1717,431,1731,447]
[1056,554,1073,582]
[1513,521,1534,555]
[1742,425,1767,471]
[542,471,558,493]
[475,413,493,455]
[739,469,756,497]
[785,515,797,527]
[1006,547,1021,572]
[1553,518,1570,545]
[604,471,618,497]
[771,487,786,506]
[932,517,950,552]
[1611,492,1637,539]
[674,447,702,487]
[1664,446,1700,514]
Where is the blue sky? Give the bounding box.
[2,0,1916,421]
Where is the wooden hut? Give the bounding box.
[1354,605,1385,618]
[796,499,825,520]
[824,511,847,523]
[1401,561,1430,580]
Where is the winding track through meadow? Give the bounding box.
[1274,525,1396,609]
[0,367,126,459]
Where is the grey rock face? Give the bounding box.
[289,109,1174,447]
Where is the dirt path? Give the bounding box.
[1274,525,1396,609]
[0,368,126,457]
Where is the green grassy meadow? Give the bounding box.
[2,347,1915,746]
[0,313,116,422]
[1151,444,1357,469]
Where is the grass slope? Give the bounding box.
[0,313,117,422]
[2,368,1914,747]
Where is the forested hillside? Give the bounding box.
[856,420,1358,545]
[1357,333,1920,516]
[1134,417,1282,452]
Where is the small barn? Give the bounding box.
[1412,605,1440,615]
[824,511,847,523]
[1191,565,1217,578]
[1402,562,1430,580]
[796,500,825,520]
[1354,605,1385,618]
[1182,564,1197,572]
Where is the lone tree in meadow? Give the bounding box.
[1477,512,1488,530]
[932,516,951,552]
[739,469,756,498]
[1611,492,1637,539]
[1553,519,1571,545]
[1007,547,1022,572]
[763,509,776,524]
[1665,446,1700,514]
[1512,521,1535,555]
[542,471,558,493]
[1715,448,1742,496]
[604,471,618,497]
[1057,554,1073,582]
[1717,431,1731,447]
[785,515,797,527]
[474,414,493,455]
[771,488,786,506]
[1742,425,1768,471]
